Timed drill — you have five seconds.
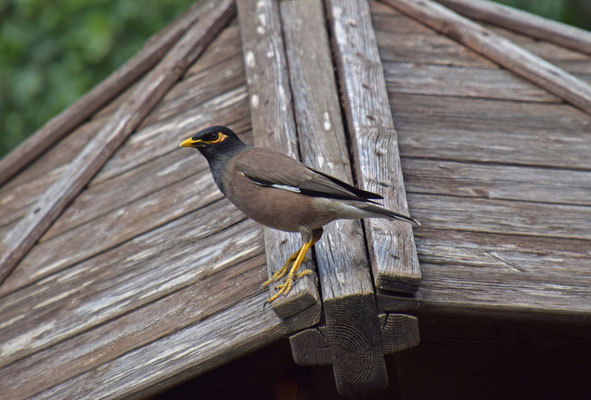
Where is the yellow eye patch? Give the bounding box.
[209,132,228,144]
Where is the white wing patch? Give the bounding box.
[241,171,301,193]
[268,184,301,193]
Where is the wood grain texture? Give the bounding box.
[0,230,265,398]
[381,0,591,115]
[372,3,591,323]
[402,158,591,207]
[379,313,420,353]
[383,62,560,102]
[0,55,247,233]
[408,193,591,240]
[436,0,591,56]
[0,97,250,295]
[237,0,321,321]
[281,0,389,395]
[24,292,287,400]
[326,0,420,293]
[289,327,332,366]
[0,0,211,187]
[0,200,257,367]
[0,0,235,287]
[289,312,419,367]
[391,94,591,170]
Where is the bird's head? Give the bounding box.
[179,125,245,162]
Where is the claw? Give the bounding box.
[263,229,323,305]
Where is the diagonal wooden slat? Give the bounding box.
[0,0,217,188]
[0,0,236,286]
[326,0,421,293]
[436,0,591,56]
[381,0,591,116]
[237,0,322,323]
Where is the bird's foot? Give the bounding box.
[264,269,313,305]
[263,229,323,306]
[262,247,302,288]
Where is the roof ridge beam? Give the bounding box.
[436,0,591,56]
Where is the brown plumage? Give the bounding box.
[180,125,419,303]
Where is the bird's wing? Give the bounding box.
[234,147,382,201]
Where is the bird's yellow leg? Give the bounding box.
[265,230,322,304]
[262,247,302,287]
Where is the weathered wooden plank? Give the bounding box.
[402,158,591,206]
[0,0,213,188]
[0,168,221,295]
[25,292,286,400]
[413,228,591,276]
[0,113,109,201]
[0,201,259,367]
[389,94,591,170]
[380,229,591,318]
[0,0,236,286]
[380,261,591,321]
[237,0,321,320]
[375,31,495,68]
[383,62,560,102]
[326,0,420,293]
[0,102,249,238]
[381,0,591,115]
[435,0,591,56]
[186,22,242,76]
[409,193,591,240]
[484,25,590,63]
[140,55,246,127]
[281,0,388,395]
[93,87,249,186]
[0,247,266,399]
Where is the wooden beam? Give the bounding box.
[379,313,420,353]
[9,292,288,400]
[237,0,322,322]
[326,0,421,293]
[0,0,213,188]
[381,0,591,116]
[281,0,387,395]
[0,0,235,286]
[289,313,420,366]
[436,0,591,56]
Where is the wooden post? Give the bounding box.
[281,0,387,395]
[237,0,322,323]
[290,313,420,364]
[326,0,421,294]
[0,0,236,286]
[381,0,591,116]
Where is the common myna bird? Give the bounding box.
[180,126,419,303]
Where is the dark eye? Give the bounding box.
[205,132,218,141]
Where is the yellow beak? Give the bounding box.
[179,137,203,148]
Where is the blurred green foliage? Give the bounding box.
[0,0,194,157]
[1,0,590,158]
[494,0,591,31]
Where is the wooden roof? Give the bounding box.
[1,0,591,398]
